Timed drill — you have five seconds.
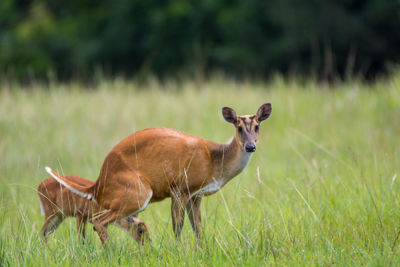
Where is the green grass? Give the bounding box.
[0,76,399,266]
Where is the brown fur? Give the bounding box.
[38,176,150,244]
[47,103,271,243]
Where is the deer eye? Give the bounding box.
[138,228,144,235]
[255,125,259,132]
[238,126,243,133]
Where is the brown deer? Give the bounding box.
[38,175,150,244]
[45,103,272,244]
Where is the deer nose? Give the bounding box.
[245,143,256,152]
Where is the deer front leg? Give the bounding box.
[186,196,202,240]
[170,190,188,239]
[92,218,110,245]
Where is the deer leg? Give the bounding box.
[92,219,110,245]
[171,190,189,239]
[76,215,87,241]
[93,171,153,246]
[41,214,63,242]
[186,196,202,240]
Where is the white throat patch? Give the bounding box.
[237,151,253,172]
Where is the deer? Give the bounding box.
[38,175,150,245]
[45,102,272,244]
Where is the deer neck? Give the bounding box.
[210,135,253,181]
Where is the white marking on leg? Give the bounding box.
[128,191,153,217]
[137,191,153,213]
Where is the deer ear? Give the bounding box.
[257,103,272,122]
[222,106,237,124]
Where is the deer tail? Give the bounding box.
[45,166,96,203]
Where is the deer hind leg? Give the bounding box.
[41,213,63,242]
[186,195,202,240]
[170,189,189,239]
[92,171,153,245]
[76,215,87,241]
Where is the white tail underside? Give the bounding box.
[45,166,95,202]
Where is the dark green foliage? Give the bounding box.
[0,0,399,81]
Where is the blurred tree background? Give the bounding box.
[0,0,399,81]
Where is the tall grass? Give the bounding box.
[0,76,399,266]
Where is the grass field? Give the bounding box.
[0,76,399,266]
